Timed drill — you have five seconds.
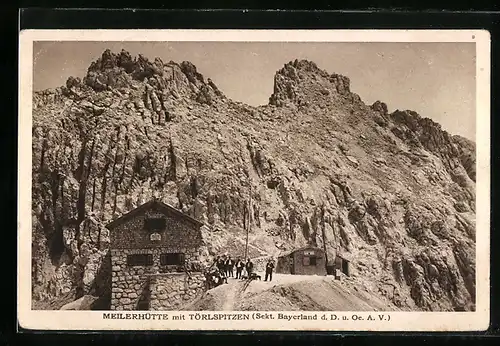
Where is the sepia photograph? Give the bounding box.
[18,30,490,331]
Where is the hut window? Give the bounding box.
[127,254,153,266]
[160,253,185,266]
[145,217,166,231]
[310,256,317,266]
[303,255,317,266]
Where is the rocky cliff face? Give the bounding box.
[32,50,476,311]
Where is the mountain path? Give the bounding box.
[222,282,239,311]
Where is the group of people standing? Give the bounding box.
[214,255,255,279]
[213,255,276,282]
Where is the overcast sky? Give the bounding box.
[33,41,476,140]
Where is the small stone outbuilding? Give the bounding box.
[334,254,351,277]
[106,199,207,311]
[327,253,352,279]
[276,246,327,276]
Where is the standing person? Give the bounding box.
[214,256,221,272]
[231,256,236,277]
[235,258,244,279]
[223,254,228,274]
[226,256,235,277]
[241,259,248,279]
[245,258,254,278]
[265,259,275,282]
[217,255,225,276]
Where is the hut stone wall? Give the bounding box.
[149,273,206,310]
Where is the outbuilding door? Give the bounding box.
[289,255,295,274]
[342,259,349,276]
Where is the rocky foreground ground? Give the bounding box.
[185,274,398,312]
[32,49,476,311]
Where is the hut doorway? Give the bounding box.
[334,255,351,277]
[136,281,151,310]
[341,259,349,276]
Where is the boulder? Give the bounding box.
[60,295,98,310]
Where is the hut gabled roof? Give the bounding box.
[105,199,204,230]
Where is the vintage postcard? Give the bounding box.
[18,29,490,331]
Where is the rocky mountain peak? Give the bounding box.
[68,49,226,105]
[32,49,229,122]
[269,59,353,107]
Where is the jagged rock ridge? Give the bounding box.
[32,50,476,311]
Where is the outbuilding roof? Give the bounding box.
[336,252,352,262]
[277,246,325,258]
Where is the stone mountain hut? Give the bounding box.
[106,199,208,311]
[275,246,327,276]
